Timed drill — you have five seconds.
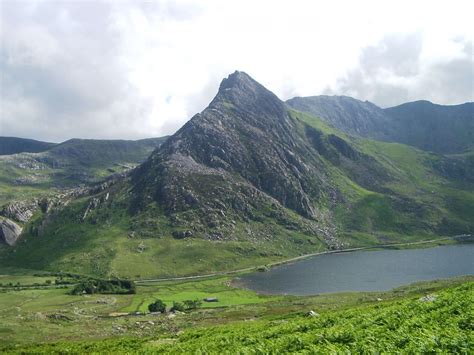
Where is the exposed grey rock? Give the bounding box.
[1,200,38,223]
[419,294,437,302]
[172,230,193,239]
[131,72,338,236]
[0,218,23,246]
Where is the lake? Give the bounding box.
[238,244,474,295]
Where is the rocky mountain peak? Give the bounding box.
[210,71,286,119]
[218,70,254,91]
[132,71,328,227]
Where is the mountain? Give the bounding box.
[1,72,472,278]
[44,137,168,168]
[0,137,56,155]
[384,101,474,154]
[286,97,474,154]
[286,96,394,140]
[0,137,168,205]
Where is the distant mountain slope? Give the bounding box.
[46,137,168,167]
[2,72,472,278]
[0,136,168,205]
[0,137,56,155]
[286,96,394,140]
[385,101,473,154]
[286,97,474,154]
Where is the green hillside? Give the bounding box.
[2,110,472,279]
[0,137,167,205]
[286,96,474,154]
[293,110,474,243]
[0,137,56,155]
[1,278,471,353]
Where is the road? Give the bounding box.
[135,234,471,284]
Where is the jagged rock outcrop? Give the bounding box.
[1,200,38,223]
[0,218,22,246]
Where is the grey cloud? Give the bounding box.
[359,33,422,77]
[134,0,204,21]
[0,1,155,142]
[328,34,473,107]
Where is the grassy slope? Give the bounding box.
[1,188,326,278]
[153,282,473,353]
[0,276,471,353]
[0,138,166,206]
[292,109,474,244]
[0,137,56,155]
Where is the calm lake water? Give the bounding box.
[239,244,474,295]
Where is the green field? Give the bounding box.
[0,272,472,353]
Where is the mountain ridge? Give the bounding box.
[0,137,56,155]
[1,71,472,278]
[286,96,473,153]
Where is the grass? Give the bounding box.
[0,273,471,353]
[122,277,275,313]
[0,274,55,286]
[1,184,329,278]
[0,137,166,205]
[292,109,474,240]
[151,282,473,353]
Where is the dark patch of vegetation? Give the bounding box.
[70,279,136,295]
[148,299,166,313]
[170,301,185,312]
[183,299,202,310]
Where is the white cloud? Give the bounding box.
[0,0,472,142]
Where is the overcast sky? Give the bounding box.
[1,0,473,142]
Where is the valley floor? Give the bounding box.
[0,268,472,353]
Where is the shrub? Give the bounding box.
[170,301,185,312]
[70,279,136,295]
[183,299,202,310]
[148,299,166,313]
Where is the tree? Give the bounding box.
[183,299,202,310]
[148,299,166,313]
[170,301,185,312]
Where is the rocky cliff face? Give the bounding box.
[0,218,22,246]
[130,71,343,243]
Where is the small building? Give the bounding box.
[203,297,218,302]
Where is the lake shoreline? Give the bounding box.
[137,234,473,284]
[237,242,474,295]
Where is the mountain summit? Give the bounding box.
[132,71,329,230]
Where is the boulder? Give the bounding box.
[306,310,319,317]
[0,218,23,246]
[419,294,437,302]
